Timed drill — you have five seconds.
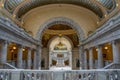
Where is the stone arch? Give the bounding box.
[36,17,85,45]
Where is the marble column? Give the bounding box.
[36,45,41,69]
[33,50,37,69]
[84,50,87,69]
[97,45,103,68]
[0,41,8,64]
[79,45,84,69]
[112,41,120,63]
[27,48,31,69]
[69,52,72,68]
[17,45,23,68]
[49,51,52,69]
[89,48,93,69]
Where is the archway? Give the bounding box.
[49,36,72,70]
[36,17,85,70]
[36,17,85,43]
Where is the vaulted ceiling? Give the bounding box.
[4,0,116,18]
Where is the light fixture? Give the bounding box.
[13,46,16,50]
[97,21,99,24]
[104,47,108,50]
[96,49,98,51]
[1,4,4,7]
[22,48,25,51]
[116,3,119,7]
[104,14,107,18]
[13,14,16,18]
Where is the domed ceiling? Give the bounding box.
[1,0,119,40]
[4,0,117,19]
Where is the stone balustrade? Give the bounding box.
[0,69,119,80]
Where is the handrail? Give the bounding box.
[104,63,120,69]
[0,69,119,80]
[104,63,114,69]
[0,63,17,69]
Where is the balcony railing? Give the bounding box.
[0,69,119,80]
